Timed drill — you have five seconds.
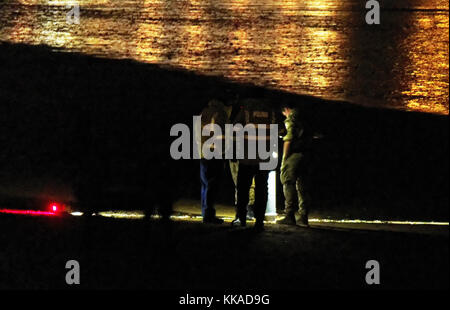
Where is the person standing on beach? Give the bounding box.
[199,99,232,224]
[228,96,257,221]
[231,98,277,231]
[277,103,313,227]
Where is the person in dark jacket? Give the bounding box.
[231,98,277,231]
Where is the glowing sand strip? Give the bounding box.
[308,219,449,226]
[98,211,145,219]
[69,211,449,226]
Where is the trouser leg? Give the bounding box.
[200,160,208,216]
[282,183,298,215]
[280,153,303,216]
[248,178,256,207]
[200,159,223,218]
[253,169,269,224]
[229,160,239,206]
[236,164,253,220]
[296,176,311,218]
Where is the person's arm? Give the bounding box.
[282,115,294,163]
[283,140,291,162]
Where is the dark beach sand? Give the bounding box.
[0,214,448,289]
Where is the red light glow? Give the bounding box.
[49,202,63,213]
[0,209,57,216]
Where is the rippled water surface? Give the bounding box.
[0,0,448,114]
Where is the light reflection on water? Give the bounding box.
[0,0,448,114]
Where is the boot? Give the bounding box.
[296,212,309,227]
[253,220,265,232]
[276,213,296,225]
[231,217,246,227]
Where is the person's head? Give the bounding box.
[281,102,294,117]
[208,98,224,108]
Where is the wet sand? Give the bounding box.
[1,0,448,113]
